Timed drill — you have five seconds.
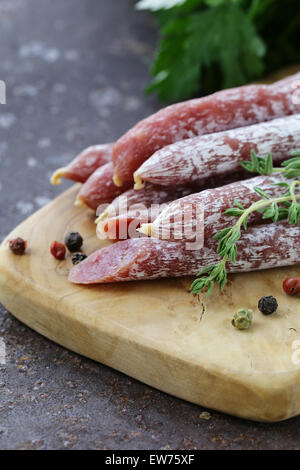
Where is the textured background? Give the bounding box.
[0,0,300,450]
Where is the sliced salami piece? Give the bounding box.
[68,222,300,284]
[133,114,300,188]
[140,174,296,242]
[112,72,300,185]
[51,143,113,185]
[75,162,131,210]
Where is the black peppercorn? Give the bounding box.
[72,252,87,265]
[258,296,278,315]
[64,232,83,252]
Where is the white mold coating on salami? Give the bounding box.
[113,72,300,183]
[134,114,300,186]
[69,222,300,284]
[146,174,293,242]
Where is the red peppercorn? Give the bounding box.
[8,237,27,255]
[283,278,300,296]
[50,241,66,260]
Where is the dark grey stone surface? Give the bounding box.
[0,0,300,450]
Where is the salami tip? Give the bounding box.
[95,210,109,224]
[133,172,145,190]
[113,173,123,187]
[50,167,67,185]
[74,196,86,207]
[138,223,153,237]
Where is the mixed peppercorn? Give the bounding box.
[232,295,280,330]
[64,232,83,252]
[231,274,300,330]
[50,231,86,264]
[8,237,27,255]
[232,309,253,330]
[258,296,278,315]
[7,231,87,265]
[283,278,300,296]
[71,252,87,265]
[50,241,66,260]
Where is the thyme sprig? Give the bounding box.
[241,150,300,178]
[190,179,300,299]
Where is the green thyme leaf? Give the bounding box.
[233,199,245,210]
[196,264,215,275]
[265,153,273,174]
[253,186,270,199]
[213,227,231,240]
[224,208,244,217]
[190,151,300,299]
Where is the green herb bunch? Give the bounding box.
[190,152,300,299]
[136,0,300,101]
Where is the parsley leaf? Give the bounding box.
[144,2,265,101]
[137,0,299,102]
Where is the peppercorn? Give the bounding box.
[64,231,83,252]
[258,296,278,315]
[283,278,300,296]
[50,241,66,260]
[8,237,27,255]
[232,308,252,330]
[72,252,87,265]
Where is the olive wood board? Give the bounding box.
[0,185,300,422]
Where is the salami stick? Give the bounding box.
[96,183,213,240]
[140,174,295,242]
[96,184,199,240]
[112,72,300,186]
[97,174,280,241]
[97,170,247,222]
[96,184,195,222]
[51,143,113,185]
[74,162,131,210]
[133,114,300,189]
[68,222,300,284]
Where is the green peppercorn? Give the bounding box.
[64,231,83,252]
[258,296,278,315]
[72,252,87,265]
[232,308,252,330]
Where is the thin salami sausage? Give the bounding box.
[95,172,251,239]
[75,162,131,210]
[139,174,295,242]
[68,222,300,284]
[96,184,201,240]
[51,143,113,185]
[96,184,197,222]
[97,171,245,222]
[112,72,300,185]
[95,183,215,241]
[98,174,281,241]
[133,115,300,189]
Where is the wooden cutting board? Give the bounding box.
[0,185,300,422]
